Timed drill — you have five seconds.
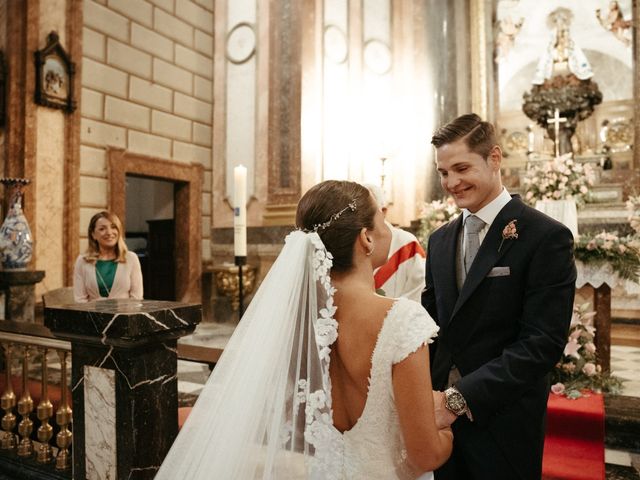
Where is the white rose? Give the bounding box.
[582,362,597,376]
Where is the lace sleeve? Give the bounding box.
[390,299,439,365]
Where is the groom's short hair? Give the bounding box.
[431,113,497,159]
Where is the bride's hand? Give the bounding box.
[432,391,457,429]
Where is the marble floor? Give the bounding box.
[177,359,209,398]
[176,321,234,398]
[611,345,640,398]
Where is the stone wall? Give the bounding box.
[79,0,213,260]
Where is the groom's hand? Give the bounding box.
[433,391,457,429]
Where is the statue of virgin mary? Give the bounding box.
[532,8,593,85]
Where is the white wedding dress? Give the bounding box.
[156,232,438,480]
[313,297,439,479]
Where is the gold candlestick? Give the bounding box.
[36,348,54,463]
[55,350,72,470]
[1,343,17,450]
[17,346,34,457]
[213,263,257,312]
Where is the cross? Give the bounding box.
[547,109,567,158]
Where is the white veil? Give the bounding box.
[156,231,341,479]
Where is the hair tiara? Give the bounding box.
[302,200,357,233]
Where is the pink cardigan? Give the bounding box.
[73,251,143,302]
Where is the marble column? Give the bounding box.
[420,0,472,200]
[263,0,302,225]
[633,0,639,170]
[469,0,495,122]
[4,0,38,240]
[45,299,201,480]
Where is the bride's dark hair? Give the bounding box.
[296,180,376,272]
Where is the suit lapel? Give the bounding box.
[450,198,526,320]
[433,215,463,327]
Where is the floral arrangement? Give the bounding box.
[574,231,640,283]
[626,195,640,236]
[522,154,596,207]
[416,197,460,245]
[550,303,623,399]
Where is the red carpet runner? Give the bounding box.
[542,393,605,480]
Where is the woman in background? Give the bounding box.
[73,211,143,302]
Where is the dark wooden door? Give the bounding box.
[144,219,175,300]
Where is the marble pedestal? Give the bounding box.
[0,270,45,322]
[44,299,201,480]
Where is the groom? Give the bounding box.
[422,113,576,479]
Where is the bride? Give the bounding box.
[156,180,452,479]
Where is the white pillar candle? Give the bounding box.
[233,165,247,257]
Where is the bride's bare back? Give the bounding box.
[329,282,453,474]
[330,291,395,432]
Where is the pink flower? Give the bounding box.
[499,220,518,252]
[551,383,565,395]
[562,362,576,373]
[564,339,581,358]
[570,312,582,328]
[569,329,582,341]
[584,342,596,354]
[582,363,597,376]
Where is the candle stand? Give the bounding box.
[235,256,247,320]
[210,262,257,321]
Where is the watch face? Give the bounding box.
[446,391,466,414]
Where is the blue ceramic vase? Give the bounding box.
[0,181,33,270]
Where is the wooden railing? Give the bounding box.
[0,321,72,480]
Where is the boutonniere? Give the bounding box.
[499,219,518,252]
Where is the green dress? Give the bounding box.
[95,260,117,298]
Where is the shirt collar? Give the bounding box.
[462,187,512,228]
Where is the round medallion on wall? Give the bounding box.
[364,39,392,75]
[226,22,256,64]
[324,25,348,64]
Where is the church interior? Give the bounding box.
[0,0,639,478]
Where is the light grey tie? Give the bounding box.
[464,215,486,274]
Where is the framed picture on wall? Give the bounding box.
[34,31,76,113]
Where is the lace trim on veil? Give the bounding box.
[293,233,343,477]
[155,230,343,480]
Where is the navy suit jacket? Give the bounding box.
[422,196,576,479]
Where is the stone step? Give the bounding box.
[588,183,624,204]
[605,464,640,479]
[605,395,640,453]
[614,317,640,327]
[612,323,640,348]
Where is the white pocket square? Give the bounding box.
[487,266,510,277]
